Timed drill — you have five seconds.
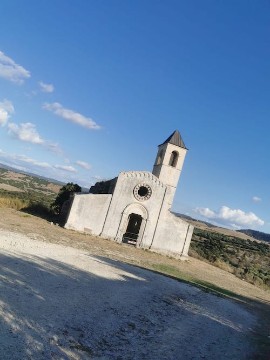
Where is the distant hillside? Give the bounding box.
[174,213,216,228]
[237,229,270,244]
[174,213,256,241]
[0,163,65,186]
[174,214,270,288]
[0,163,18,171]
[191,226,270,288]
[176,213,270,245]
[0,166,62,206]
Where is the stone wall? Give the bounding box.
[65,194,112,235]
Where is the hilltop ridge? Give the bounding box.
[175,212,270,244]
[237,229,270,244]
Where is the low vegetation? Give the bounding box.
[190,228,270,288]
[0,168,61,194]
[0,194,30,210]
[0,168,81,222]
[0,189,53,218]
[0,168,61,218]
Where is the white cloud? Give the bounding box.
[54,165,77,173]
[43,102,101,130]
[0,108,9,126]
[16,155,51,168]
[0,99,14,126]
[195,205,264,228]
[0,51,30,84]
[218,206,264,226]
[0,150,80,184]
[46,142,62,154]
[196,207,215,218]
[230,224,241,230]
[8,122,44,144]
[252,196,261,203]
[75,160,91,170]
[39,81,54,93]
[0,99,14,113]
[7,121,61,153]
[0,150,52,169]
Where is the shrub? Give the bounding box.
[50,183,81,215]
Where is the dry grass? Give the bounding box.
[0,197,30,210]
[0,184,24,192]
[213,259,234,273]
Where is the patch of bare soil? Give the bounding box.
[0,184,24,192]
[42,183,61,193]
[1,172,27,180]
[0,208,269,359]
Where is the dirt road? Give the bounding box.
[0,209,269,359]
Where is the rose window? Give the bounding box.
[133,184,152,201]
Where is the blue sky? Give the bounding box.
[0,0,269,232]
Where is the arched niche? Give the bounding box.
[115,203,148,247]
[169,151,179,167]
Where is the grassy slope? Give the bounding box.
[0,168,62,221]
[190,228,270,288]
[0,168,61,209]
[176,214,270,289]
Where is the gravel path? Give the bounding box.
[0,230,257,359]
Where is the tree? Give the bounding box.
[51,182,81,215]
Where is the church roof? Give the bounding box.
[160,130,187,149]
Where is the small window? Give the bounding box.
[169,151,178,167]
[157,149,163,165]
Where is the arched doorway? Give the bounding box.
[122,213,142,245]
[115,203,148,247]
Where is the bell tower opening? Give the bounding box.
[169,151,179,167]
[122,213,142,245]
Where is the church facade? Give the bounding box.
[65,130,194,258]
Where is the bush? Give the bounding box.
[50,183,81,215]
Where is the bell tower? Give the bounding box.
[152,130,188,207]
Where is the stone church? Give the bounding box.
[65,130,194,258]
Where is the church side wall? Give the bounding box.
[150,212,194,258]
[65,194,112,235]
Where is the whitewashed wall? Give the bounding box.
[65,194,112,235]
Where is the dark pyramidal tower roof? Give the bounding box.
[160,130,187,149]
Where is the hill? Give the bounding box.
[174,213,216,228]
[176,213,270,245]
[0,163,65,186]
[175,213,270,288]
[0,166,62,208]
[175,213,256,241]
[237,229,270,244]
